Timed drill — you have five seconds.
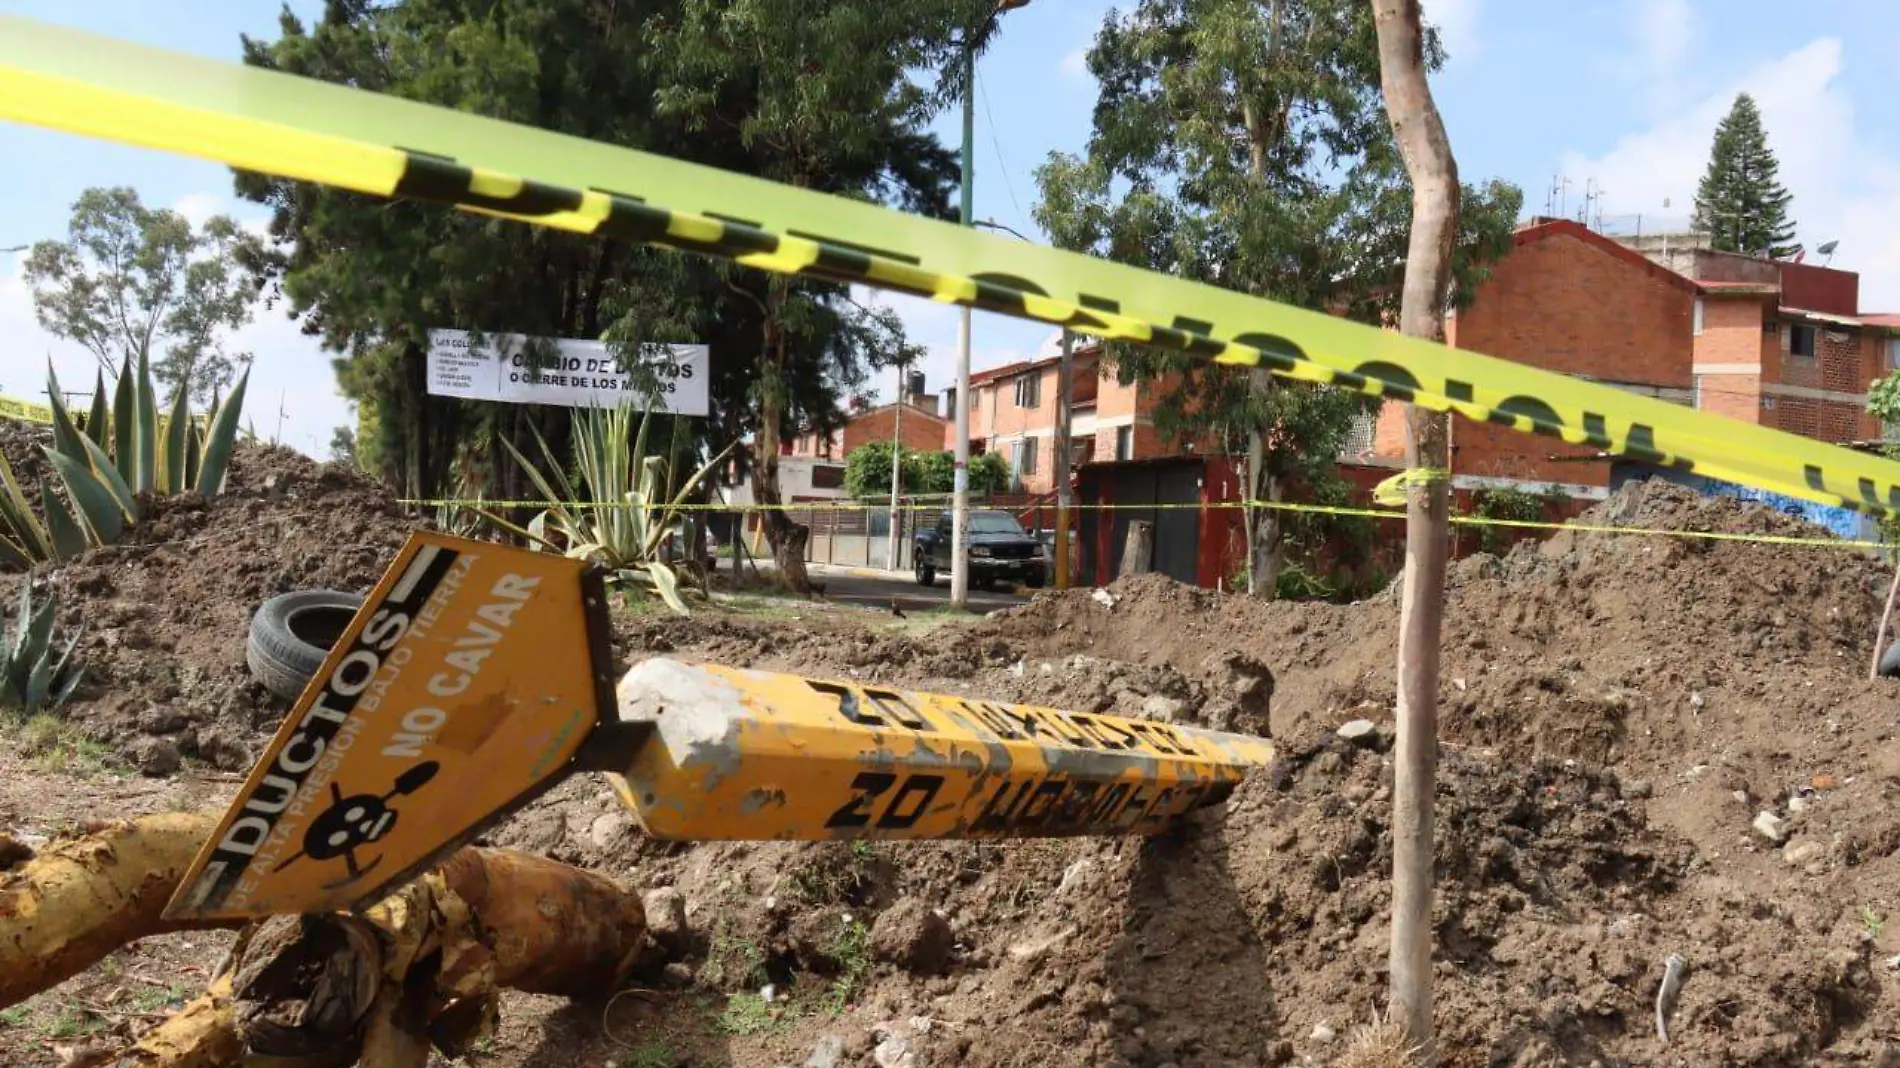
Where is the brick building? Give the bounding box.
[786,371,948,460]
[947,341,1179,495]
[1367,218,1900,485]
[1656,249,1900,444]
[1369,218,1698,487]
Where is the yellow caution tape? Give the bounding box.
[1371,468,1448,507]
[406,496,1895,551]
[0,395,54,425]
[5,17,1899,515]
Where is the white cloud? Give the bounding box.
[1560,37,1900,311]
[1424,0,1482,62]
[1633,0,1693,79]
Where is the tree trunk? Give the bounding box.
[4,817,649,1068]
[1243,369,1285,598]
[0,810,235,1009]
[1373,0,1462,1060]
[756,281,814,596]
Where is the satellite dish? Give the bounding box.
[1817,240,1839,256]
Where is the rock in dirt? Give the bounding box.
[643,887,690,953]
[1336,719,1382,749]
[192,728,252,772]
[130,737,182,777]
[869,898,954,974]
[806,1035,846,1068]
[1783,839,1826,870]
[1753,811,1789,843]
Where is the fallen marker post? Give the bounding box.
[163,531,1276,922]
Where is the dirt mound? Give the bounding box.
[8,447,1900,1066]
[2,442,413,767]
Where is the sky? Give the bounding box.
[3,0,1898,456]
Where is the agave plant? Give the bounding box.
[485,404,730,615]
[0,353,248,567]
[0,580,84,717]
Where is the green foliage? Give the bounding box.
[715,993,780,1037]
[0,358,248,567]
[239,1,961,503]
[0,581,84,718]
[23,187,269,404]
[1693,94,1797,258]
[821,917,872,1014]
[1035,0,1522,593]
[487,403,730,616]
[844,442,1012,498]
[1273,558,1337,601]
[1469,486,1559,556]
[626,1040,678,1068]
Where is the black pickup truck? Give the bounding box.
[913,509,1047,589]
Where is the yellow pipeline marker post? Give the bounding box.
[167,535,1274,920]
[609,660,1274,842]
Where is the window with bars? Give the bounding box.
[1014,373,1041,408]
[1340,411,1377,457]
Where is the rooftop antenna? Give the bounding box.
[1817,239,1839,267]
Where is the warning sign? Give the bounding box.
[165,533,612,920]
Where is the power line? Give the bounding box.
[976,70,1025,222]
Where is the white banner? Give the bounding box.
[425,329,709,416]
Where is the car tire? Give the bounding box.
[916,556,937,587]
[248,590,364,703]
[1025,572,1046,589]
[1880,641,1900,679]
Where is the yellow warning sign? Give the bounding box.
[165,533,612,920]
[608,660,1277,842]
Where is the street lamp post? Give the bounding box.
[950,0,1030,610]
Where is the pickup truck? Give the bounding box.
[913,509,1047,589]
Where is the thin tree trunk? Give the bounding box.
[1372,0,1462,1059]
[1872,556,1900,679]
[756,280,815,595]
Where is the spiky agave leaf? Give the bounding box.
[85,370,110,449]
[639,560,690,616]
[135,348,158,493]
[45,364,87,463]
[38,479,89,560]
[43,449,125,546]
[195,366,249,497]
[74,433,137,521]
[0,452,52,564]
[162,384,191,495]
[111,353,134,483]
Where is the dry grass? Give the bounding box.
[1330,1010,1424,1068]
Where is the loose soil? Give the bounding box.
[3,438,1899,1066]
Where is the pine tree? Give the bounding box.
[1692,94,1798,257]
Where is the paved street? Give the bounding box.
[805,562,1031,613]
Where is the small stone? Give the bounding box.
[873,1031,914,1068]
[1141,695,1186,723]
[1007,923,1076,962]
[1783,839,1825,869]
[1753,811,1788,844]
[643,887,690,952]
[1689,691,1706,710]
[1091,589,1116,609]
[1310,1022,1337,1043]
[1336,720,1381,748]
[132,737,181,777]
[869,899,955,974]
[194,729,252,772]
[1788,795,1813,815]
[807,1036,846,1068]
[590,812,631,850]
[1811,773,1841,790]
[136,706,187,734]
[761,984,778,1003]
[1620,777,1653,800]
[1732,790,1750,806]
[661,962,694,986]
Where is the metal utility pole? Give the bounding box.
[950,42,977,609]
[1054,330,1073,588]
[888,364,904,572]
[951,0,1030,610]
